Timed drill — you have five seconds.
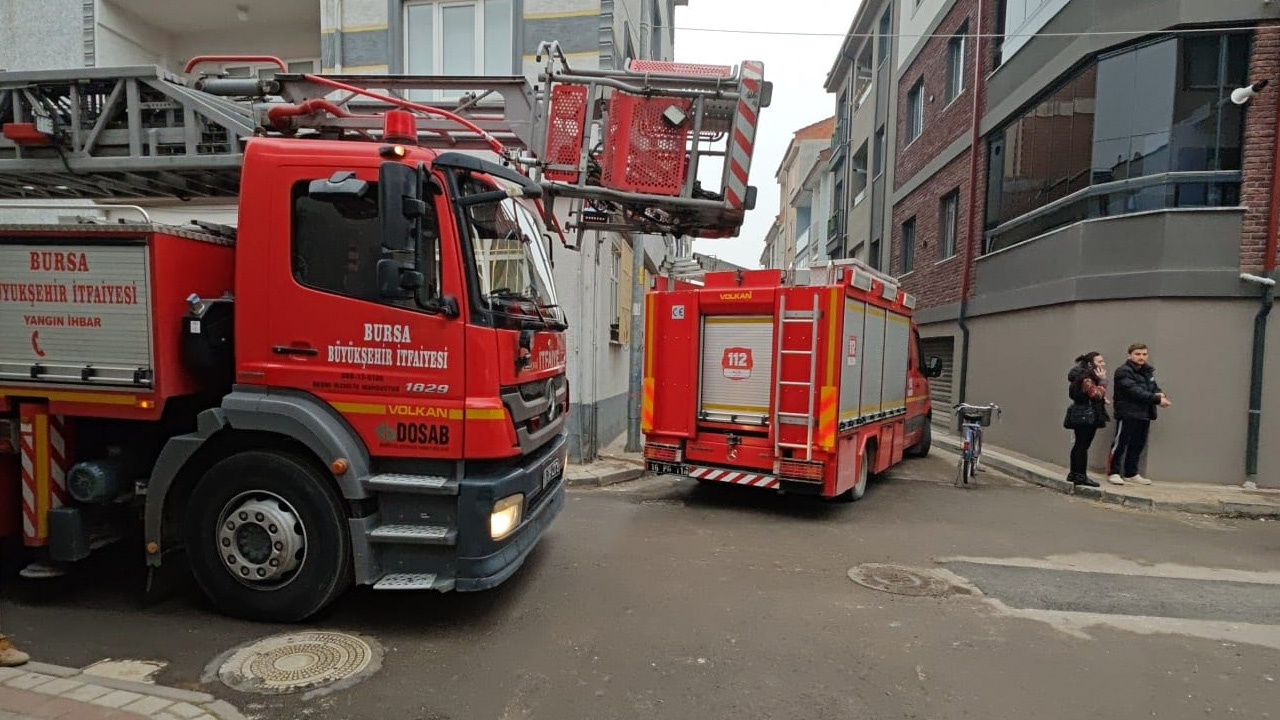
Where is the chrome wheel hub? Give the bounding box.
[217,492,306,586]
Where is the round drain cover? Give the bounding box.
[216,631,381,695]
[847,563,956,597]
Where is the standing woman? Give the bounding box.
[1066,351,1109,487]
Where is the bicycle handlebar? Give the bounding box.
[952,402,1001,411]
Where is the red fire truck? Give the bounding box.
[641,260,943,500]
[0,48,768,620]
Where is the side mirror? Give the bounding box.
[379,161,423,252]
[308,170,370,200]
[376,258,424,299]
[925,356,943,378]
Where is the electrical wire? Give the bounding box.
[669,23,1277,39]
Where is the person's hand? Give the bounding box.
[1160,397,1172,408]
[1096,366,1107,379]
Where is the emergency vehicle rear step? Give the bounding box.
[364,474,459,496]
[370,524,457,546]
[373,573,457,591]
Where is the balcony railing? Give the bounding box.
[983,170,1243,254]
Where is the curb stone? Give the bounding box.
[0,664,243,720]
[565,466,644,488]
[934,433,1280,518]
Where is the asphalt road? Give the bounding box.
[3,453,1280,720]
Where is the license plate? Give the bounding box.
[543,456,564,487]
[648,461,683,475]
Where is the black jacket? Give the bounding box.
[1112,359,1163,421]
[1067,364,1110,428]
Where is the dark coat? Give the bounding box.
[1112,359,1163,421]
[1068,364,1110,428]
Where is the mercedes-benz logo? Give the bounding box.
[545,378,559,422]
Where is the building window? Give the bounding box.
[945,23,966,103]
[878,5,892,65]
[405,0,513,97]
[984,31,1250,253]
[940,190,959,259]
[901,217,916,274]
[906,79,924,143]
[869,238,882,270]
[873,126,885,177]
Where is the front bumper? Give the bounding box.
[455,431,568,591]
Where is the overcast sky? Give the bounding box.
[673,0,860,269]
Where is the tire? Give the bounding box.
[849,451,869,501]
[184,449,353,623]
[905,420,932,458]
[835,447,872,502]
[956,457,972,488]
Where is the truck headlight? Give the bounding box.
[490,493,524,539]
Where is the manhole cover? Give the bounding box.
[848,563,956,597]
[215,631,381,696]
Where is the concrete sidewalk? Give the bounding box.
[934,428,1280,518]
[565,449,644,488]
[0,663,244,720]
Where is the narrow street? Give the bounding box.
[3,454,1278,720]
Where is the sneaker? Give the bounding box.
[1126,474,1153,485]
[0,636,29,667]
[1107,474,1125,485]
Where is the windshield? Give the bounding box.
[458,175,562,325]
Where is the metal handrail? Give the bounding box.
[0,202,152,223]
[983,170,1242,251]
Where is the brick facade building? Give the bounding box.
[841,0,1280,486]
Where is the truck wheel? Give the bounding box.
[849,451,869,501]
[906,421,932,458]
[834,448,871,502]
[184,450,353,623]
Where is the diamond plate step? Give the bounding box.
[369,524,457,546]
[373,573,457,591]
[364,473,458,495]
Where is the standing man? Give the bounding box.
[1108,343,1171,485]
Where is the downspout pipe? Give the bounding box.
[1243,71,1280,480]
[1243,272,1275,478]
[956,0,985,404]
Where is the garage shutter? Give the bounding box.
[920,337,954,423]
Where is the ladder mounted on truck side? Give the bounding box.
[0,42,770,245]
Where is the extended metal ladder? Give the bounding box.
[772,293,821,461]
[0,45,770,243]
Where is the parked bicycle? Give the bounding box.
[952,402,1001,487]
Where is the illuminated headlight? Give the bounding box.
[490,493,524,539]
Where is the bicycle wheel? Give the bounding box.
[970,431,982,478]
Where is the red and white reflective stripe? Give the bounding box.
[687,465,780,489]
[724,61,764,212]
[48,414,69,508]
[19,421,36,541]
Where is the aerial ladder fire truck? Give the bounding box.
[0,43,769,621]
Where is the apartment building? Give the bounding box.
[771,117,836,270]
[825,0,900,270]
[876,0,1280,486]
[0,0,685,462]
[759,214,784,268]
